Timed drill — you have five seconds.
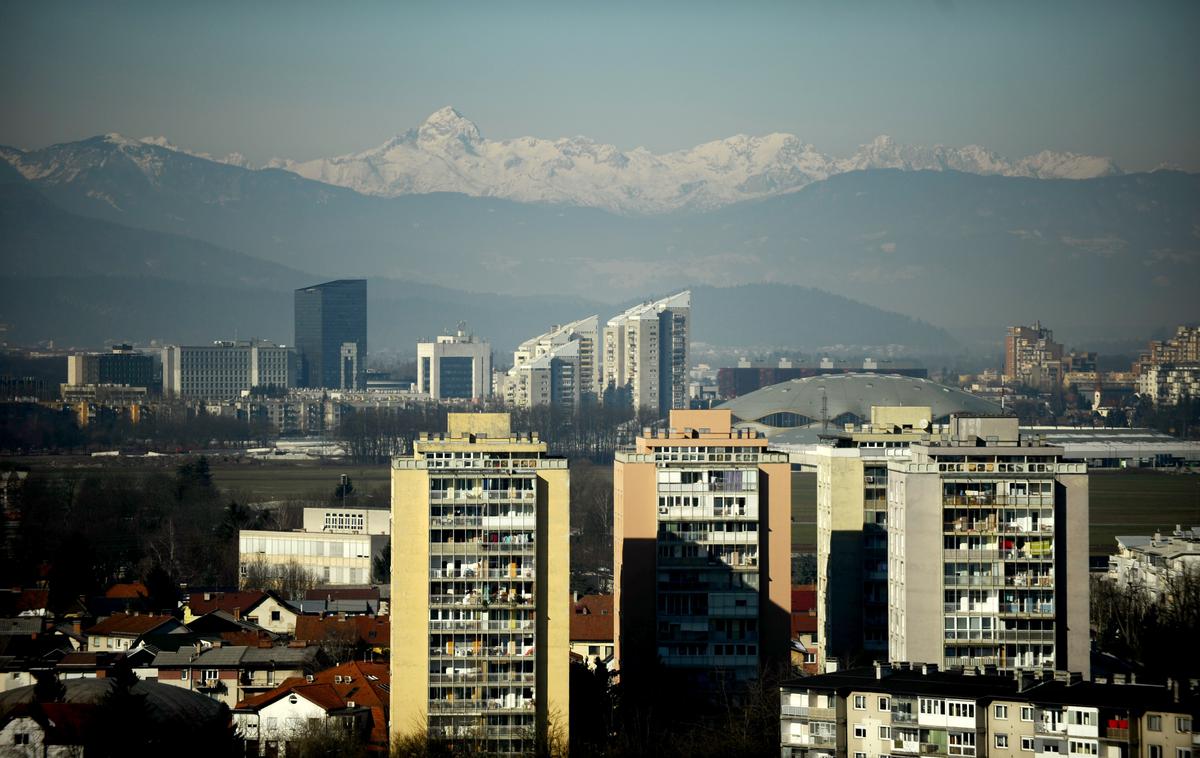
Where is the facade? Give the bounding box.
[503,316,601,408]
[1108,528,1200,602]
[238,506,391,588]
[65,345,155,390]
[781,663,1199,758]
[83,613,184,652]
[417,327,492,401]
[603,291,690,416]
[233,661,390,756]
[162,340,297,400]
[294,279,368,390]
[613,409,791,694]
[1136,325,1200,375]
[887,415,1090,675]
[569,594,614,669]
[800,406,933,669]
[154,644,326,709]
[1005,323,1064,391]
[1138,363,1200,406]
[390,413,570,754]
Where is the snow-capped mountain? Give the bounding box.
[267,107,1122,214]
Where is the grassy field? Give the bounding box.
[7,456,1197,555]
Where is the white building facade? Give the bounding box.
[417,328,492,401]
[162,341,297,400]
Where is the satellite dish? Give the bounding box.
[918,418,930,430]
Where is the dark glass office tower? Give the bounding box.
[294,279,367,390]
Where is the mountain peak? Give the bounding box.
[418,106,482,146]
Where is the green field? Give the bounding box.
[789,469,1200,556]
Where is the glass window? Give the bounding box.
[854,726,867,738]
[854,695,867,710]
[996,705,1009,719]
[1021,707,1034,721]
[1149,716,1163,732]
[997,735,1009,748]
[1022,737,1035,751]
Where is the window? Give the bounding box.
[203,668,219,682]
[854,695,867,710]
[996,734,1009,749]
[995,705,1009,719]
[1149,747,1162,758]
[880,726,892,739]
[854,726,867,738]
[1021,706,1034,721]
[948,730,976,756]
[1022,737,1035,751]
[1176,749,1191,758]
[855,753,866,758]
[271,610,281,622]
[1148,716,1163,732]
[948,701,976,719]
[1070,741,1097,755]
[879,697,890,711]
[180,670,189,680]
[1177,718,1192,733]
[13,734,30,745]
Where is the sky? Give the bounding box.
[1,0,1198,171]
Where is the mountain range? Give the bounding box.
[0,123,1196,350]
[270,107,1120,214]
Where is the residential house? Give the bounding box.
[233,661,390,756]
[153,643,328,708]
[570,594,614,670]
[183,591,300,636]
[83,613,184,653]
[293,615,389,661]
[0,702,91,757]
[791,585,818,675]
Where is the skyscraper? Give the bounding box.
[887,414,1089,675]
[603,291,690,417]
[613,409,791,694]
[390,413,570,754]
[294,279,367,390]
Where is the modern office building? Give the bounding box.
[799,406,933,669]
[66,345,156,391]
[603,291,690,417]
[238,505,390,587]
[887,415,1090,675]
[390,413,569,754]
[613,409,791,694]
[500,316,600,410]
[1005,323,1064,391]
[781,663,1199,758]
[294,279,368,390]
[162,340,297,400]
[417,327,492,401]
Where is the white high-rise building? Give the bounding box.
[417,326,492,401]
[603,291,690,416]
[500,316,598,411]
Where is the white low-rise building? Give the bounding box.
[239,506,390,588]
[1108,527,1200,601]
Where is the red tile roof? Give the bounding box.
[235,661,390,746]
[792,584,818,637]
[186,591,267,617]
[83,612,176,638]
[16,589,49,614]
[104,582,148,599]
[294,615,389,648]
[570,594,614,643]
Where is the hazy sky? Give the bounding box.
[2,0,1198,170]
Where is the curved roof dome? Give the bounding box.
[719,373,1002,433]
[0,677,229,730]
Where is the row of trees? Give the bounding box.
[1091,568,1200,680]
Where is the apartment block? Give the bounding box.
[417,327,492,401]
[1138,363,1200,406]
[238,506,390,587]
[1005,323,1064,392]
[162,340,297,400]
[390,413,569,754]
[294,279,368,390]
[781,663,1198,758]
[613,409,790,694]
[603,291,690,416]
[887,415,1089,675]
[65,344,156,390]
[1108,528,1200,602]
[802,406,933,669]
[502,315,601,408]
[1136,325,1200,376]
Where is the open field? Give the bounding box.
[6,457,1196,555]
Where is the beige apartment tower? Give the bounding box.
[613,409,791,693]
[887,415,1089,676]
[390,413,570,754]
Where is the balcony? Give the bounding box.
[428,672,535,685]
[428,698,535,713]
[1035,720,1067,737]
[781,705,836,720]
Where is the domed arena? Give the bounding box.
[719,373,1002,443]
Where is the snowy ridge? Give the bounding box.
[268,107,1122,214]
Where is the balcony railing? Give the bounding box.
[428,698,535,712]
[780,705,836,720]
